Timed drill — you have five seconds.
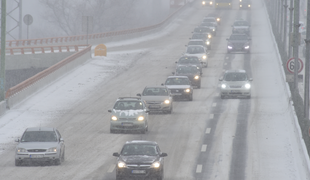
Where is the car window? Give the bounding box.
[192,34,205,39]
[186,46,204,54]
[234,21,249,26]
[224,73,247,81]
[203,19,215,23]
[179,57,200,64]
[201,22,214,27]
[142,88,168,96]
[21,131,58,142]
[188,41,203,46]
[121,144,158,156]
[176,66,199,74]
[230,35,247,40]
[114,101,143,110]
[165,78,190,85]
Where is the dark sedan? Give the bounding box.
[226,33,251,53]
[174,65,201,88]
[175,56,203,74]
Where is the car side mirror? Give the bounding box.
[172,72,175,75]
[137,93,141,97]
[175,61,178,64]
[226,38,229,40]
[161,83,164,86]
[249,78,253,81]
[108,110,112,113]
[207,52,210,55]
[146,110,150,113]
[189,38,191,40]
[219,78,223,81]
[60,138,64,142]
[15,138,20,142]
[160,153,168,157]
[113,152,120,157]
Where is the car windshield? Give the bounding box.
[121,144,158,156]
[234,21,249,26]
[201,22,214,27]
[186,46,204,54]
[188,41,204,46]
[224,73,247,81]
[176,66,199,74]
[165,78,190,85]
[229,35,248,40]
[194,28,210,33]
[142,88,168,96]
[114,101,143,110]
[21,131,57,142]
[203,18,215,23]
[192,34,205,39]
[178,57,200,64]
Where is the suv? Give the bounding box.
[113,140,167,180]
[219,70,252,99]
[15,127,65,166]
[239,0,251,9]
[137,86,173,114]
[183,45,208,67]
[163,76,194,101]
[174,65,202,88]
[226,33,251,53]
[108,97,149,133]
[175,56,203,74]
[232,19,250,34]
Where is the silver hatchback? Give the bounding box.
[15,127,65,166]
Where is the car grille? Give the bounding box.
[119,118,136,121]
[230,85,242,88]
[27,149,46,152]
[233,43,245,48]
[127,164,152,169]
[146,101,161,104]
[170,89,184,93]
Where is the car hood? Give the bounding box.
[228,39,249,43]
[112,109,145,117]
[142,96,170,102]
[233,26,249,29]
[165,85,191,89]
[17,142,59,149]
[121,155,158,164]
[222,81,250,86]
[176,73,199,78]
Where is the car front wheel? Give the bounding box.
[15,159,21,166]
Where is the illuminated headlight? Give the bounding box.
[208,34,212,38]
[17,148,27,153]
[151,161,161,168]
[240,5,242,7]
[111,116,118,121]
[221,84,227,89]
[244,45,250,49]
[240,0,242,2]
[248,5,251,7]
[206,41,210,45]
[164,100,170,104]
[228,46,233,49]
[217,18,220,22]
[229,3,231,5]
[138,116,145,121]
[184,89,191,93]
[212,29,215,31]
[194,76,200,80]
[244,83,251,89]
[47,147,57,153]
[202,55,207,59]
[118,161,127,168]
[202,1,205,5]
[210,2,213,5]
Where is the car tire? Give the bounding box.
[61,149,65,162]
[227,50,231,54]
[116,175,122,180]
[167,106,173,114]
[221,95,225,99]
[15,159,21,166]
[189,94,193,101]
[55,158,61,165]
[247,95,251,99]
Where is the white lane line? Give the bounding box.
[209,114,214,119]
[196,164,203,173]
[107,165,115,173]
[212,103,217,107]
[205,128,211,134]
[201,144,207,152]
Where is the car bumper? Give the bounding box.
[220,89,251,97]
[116,167,163,179]
[227,46,250,52]
[15,152,60,163]
[146,103,172,112]
[110,121,146,131]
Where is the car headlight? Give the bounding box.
[244,83,251,89]
[228,46,233,49]
[248,5,251,7]
[17,148,27,153]
[217,18,220,22]
[47,147,57,153]
[151,161,161,168]
[111,116,118,121]
[202,55,207,59]
[210,1,213,5]
[208,34,212,38]
[212,29,215,31]
[221,84,227,89]
[185,89,191,93]
[118,161,127,168]
[244,45,250,49]
[194,75,200,80]
[206,41,210,45]
[138,116,145,121]
[164,100,170,104]
[240,0,242,2]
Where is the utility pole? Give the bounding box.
[293,0,300,91]
[289,0,294,58]
[284,0,288,56]
[0,0,6,101]
[304,0,310,119]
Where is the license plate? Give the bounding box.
[122,123,133,127]
[132,170,146,174]
[30,154,44,158]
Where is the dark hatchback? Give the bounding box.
[113,141,167,180]
[176,56,203,74]
[226,33,251,53]
[174,65,201,88]
[191,33,212,49]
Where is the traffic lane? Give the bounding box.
[0,4,221,180]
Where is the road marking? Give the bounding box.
[205,128,211,134]
[196,164,203,173]
[209,114,214,119]
[212,103,217,107]
[107,165,115,173]
[201,144,207,152]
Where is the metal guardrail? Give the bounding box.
[1,45,88,55]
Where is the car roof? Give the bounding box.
[144,86,167,89]
[125,140,158,145]
[26,127,55,132]
[176,64,198,68]
[187,45,205,48]
[225,69,246,73]
[117,97,141,101]
[167,76,189,79]
[189,39,204,42]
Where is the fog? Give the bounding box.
[5,0,170,40]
